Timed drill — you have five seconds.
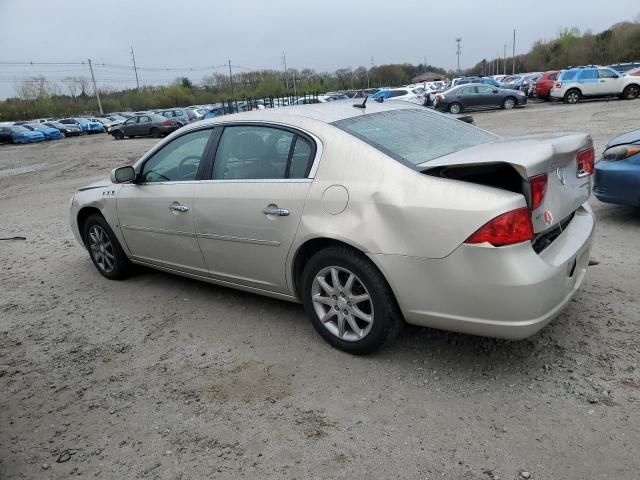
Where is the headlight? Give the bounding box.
[602,144,640,161]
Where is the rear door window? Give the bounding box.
[578,70,597,81]
[598,69,619,79]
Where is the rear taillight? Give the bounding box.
[436,94,444,101]
[465,207,534,247]
[162,119,172,126]
[529,173,548,211]
[576,148,595,177]
[554,82,562,88]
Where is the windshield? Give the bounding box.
[333,109,496,168]
[48,122,64,128]
[76,118,89,124]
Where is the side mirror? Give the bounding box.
[110,166,136,184]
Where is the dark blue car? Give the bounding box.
[0,125,46,144]
[23,123,65,140]
[594,129,640,207]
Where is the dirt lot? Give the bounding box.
[1,100,639,480]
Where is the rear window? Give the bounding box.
[561,70,578,81]
[333,109,496,168]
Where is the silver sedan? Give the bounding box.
[69,101,595,354]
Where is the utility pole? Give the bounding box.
[367,56,374,89]
[87,58,103,114]
[228,59,234,98]
[512,29,516,75]
[281,52,289,92]
[456,38,462,73]
[503,44,507,75]
[292,70,297,97]
[130,46,140,90]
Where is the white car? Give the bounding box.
[550,66,640,103]
[375,87,425,105]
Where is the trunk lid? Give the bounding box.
[420,132,593,233]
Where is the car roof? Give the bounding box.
[187,100,420,126]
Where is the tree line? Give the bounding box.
[467,20,640,76]
[0,63,447,121]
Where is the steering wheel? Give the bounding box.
[177,155,201,180]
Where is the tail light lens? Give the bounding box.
[576,148,595,177]
[554,82,562,88]
[436,94,445,101]
[162,119,172,126]
[465,208,534,247]
[529,174,548,210]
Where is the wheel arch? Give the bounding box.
[289,236,398,305]
[77,206,103,245]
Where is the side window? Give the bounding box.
[579,70,597,80]
[138,116,150,123]
[599,69,618,79]
[174,110,183,117]
[288,136,313,179]
[389,90,408,98]
[212,126,295,180]
[476,86,493,94]
[124,117,137,125]
[461,86,476,95]
[549,72,558,81]
[140,129,212,183]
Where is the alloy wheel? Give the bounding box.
[88,225,115,273]
[504,98,515,109]
[311,266,374,341]
[566,91,579,104]
[625,85,639,99]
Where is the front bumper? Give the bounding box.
[369,203,595,339]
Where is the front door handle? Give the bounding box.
[169,204,189,213]
[262,205,290,216]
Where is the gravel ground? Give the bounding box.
[1,100,639,480]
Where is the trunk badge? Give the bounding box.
[556,166,566,185]
[543,210,554,225]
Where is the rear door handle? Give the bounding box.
[262,205,289,216]
[169,204,189,213]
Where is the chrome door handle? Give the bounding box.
[169,204,189,213]
[262,206,290,216]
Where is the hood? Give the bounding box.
[605,129,640,149]
[78,178,112,191]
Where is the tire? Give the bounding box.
[622,84,639,100]
[82,214,131,280]
[563,89,581,104]
[127,135,135,139]
[448,102,462,114]
[150,127,161,138]
[301,246,403,354]
[112,130,124,140]
[502,97,516,109]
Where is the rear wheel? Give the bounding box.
[623,84,640,100]
[448,102,462,114]
[150,127,161,138]
[301,246,403,354]
[82,214,131,280]
[564,89,581,104]
[502,97,516,109]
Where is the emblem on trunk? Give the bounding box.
[543,210,554,225]
[555,166,566,185]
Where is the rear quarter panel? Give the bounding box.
[289,121,525,261]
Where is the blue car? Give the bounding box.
[59,117,104,134]
[0,125,46,144]
[594,129,640,207]
[23,123,65,140]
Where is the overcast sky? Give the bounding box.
[1,0,638,98]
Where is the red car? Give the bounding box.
[535,70,559,100]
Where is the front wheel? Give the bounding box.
[301,246,403,354]
[623,84,639,100]
[112,130,124,140]
[83,214,131,280]
[502,97,516,109]
[448,102,462,114]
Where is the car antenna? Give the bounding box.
[353,95,368,109]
